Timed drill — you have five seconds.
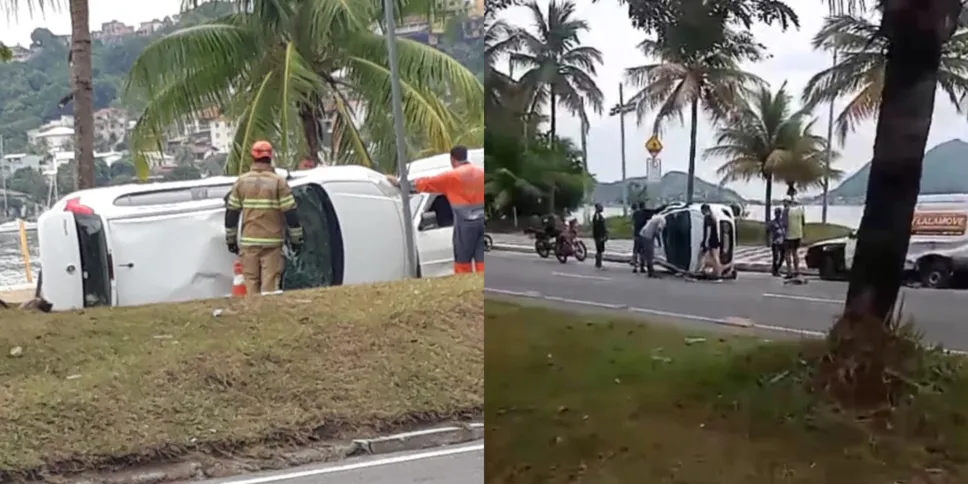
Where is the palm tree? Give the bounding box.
[802,13,968,145]
[771,119,843,197]
[706,82,807,240]
[625,28,765,205]
[0,0,96,190]
[124,0,483,175]
[507,0,604,139]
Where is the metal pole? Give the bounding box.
[383,0,418,277]
[580,119,589,224]
[822,50,837,224]
[618,83,628,217]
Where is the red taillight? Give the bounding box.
[64,197,94,215]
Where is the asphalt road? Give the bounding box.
[196,442,482,484]
[485,251,968,350]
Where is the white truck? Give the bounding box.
[805,194,968,288]
[36,150,483,311]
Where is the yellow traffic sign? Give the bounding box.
[645,135,663,156]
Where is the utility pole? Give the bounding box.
[822,50,837,224]
[608,83,634,216]
[580,118,589,224]
[383,0,417,278]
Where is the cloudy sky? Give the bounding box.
[499,1,968,199]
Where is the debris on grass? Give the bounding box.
[485,300,968,484]
[0,276,483,480]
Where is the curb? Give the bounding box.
[67,422,484,483]
[351,422,484,455]
[491,243,817,276]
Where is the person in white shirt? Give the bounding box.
[638,214,666,277]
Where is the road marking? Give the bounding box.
[221,443,484,484]
[551,271,611,281]
[483,288,540,297]
[627,306,728,324]
[542,295,626,309]
[763,293,843,304]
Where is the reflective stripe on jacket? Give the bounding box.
[226,165,301,247]
[413,162,485,223]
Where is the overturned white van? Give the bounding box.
[652,202,738,277]
[36,155,480,311]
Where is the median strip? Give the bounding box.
[0,276,484,481]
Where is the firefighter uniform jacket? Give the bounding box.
[225,164,303,247]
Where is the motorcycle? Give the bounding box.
[483,234,493,252]
[555,238,588,263]
[525,228,555,258]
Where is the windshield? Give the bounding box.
[408,194,426,218]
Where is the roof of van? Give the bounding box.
[406,149,484,179]
[54,164,387,213]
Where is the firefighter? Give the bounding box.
[224,140,304,294]
[386,145,485,273]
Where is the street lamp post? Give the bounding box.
[822,50,837,224]
[608,83,634,216]
[382,0,418,277]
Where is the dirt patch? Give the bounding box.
[0,276,483,481]
[485,300,968,484]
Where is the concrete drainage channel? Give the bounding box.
[67,423,484,483]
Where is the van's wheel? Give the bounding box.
[920,258,953,289]
[819,255,838,280]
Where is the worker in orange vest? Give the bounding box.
[386,146,484,273]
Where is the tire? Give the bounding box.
[483,234,493,252]
[819,255,838,281]
[555,250,568,263]
[535,239,551,258]
[573,241,588,262]
[920,258,953,289]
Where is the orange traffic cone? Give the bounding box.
[232,260,247,297]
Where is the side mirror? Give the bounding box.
[848,230,857,239]
[418,212,439,231]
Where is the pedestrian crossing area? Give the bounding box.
[489,234,806,266]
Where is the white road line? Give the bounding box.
[627,306,728,324]
[483,288,541,297]
[763,293,843,304]
[551,271,611,281]
[221,443,484,484]
[542,295,626,309]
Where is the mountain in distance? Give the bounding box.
[818,139,968,204]
[592,171,747,206]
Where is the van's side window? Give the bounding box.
[426,195,454,228]
[281,184,345,290]
[74,214,111,307]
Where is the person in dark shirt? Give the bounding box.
[591,203,608,269]
[631,203,649,273]
[766,207,786,276]
[700,204,723,279]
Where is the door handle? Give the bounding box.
[118,262,134,268]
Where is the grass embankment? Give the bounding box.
[587,216,852,245]
[485,300,968,483]
[0,276,484,480]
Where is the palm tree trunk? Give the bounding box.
[70,0,95,190]
[549,88,557,139]
[842,0,959,321]
[685,97,699,205]
[763,175,772,247]
[299,103,321,166]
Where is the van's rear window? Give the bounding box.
[113,184,234,206]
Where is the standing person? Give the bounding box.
[386,145,484,273]
[631,203,649,273]
[699,204,723,279]
[783,197,806,278]
[591,203,608,269]
[225,140,304,295]
[767,207,786,276]
[639,213,666,277]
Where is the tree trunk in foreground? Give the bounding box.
[70,0,95,191]
[842,0,961,321]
